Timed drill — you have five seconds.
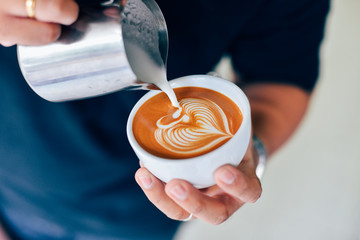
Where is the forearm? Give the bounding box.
[243,83,310,156]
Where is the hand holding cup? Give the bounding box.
[127,75,261,224]
[127,75,252,188]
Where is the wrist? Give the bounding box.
[253,135,267,180]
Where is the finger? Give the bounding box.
[0,16,61,46]
[165,180,242,225]
[214,165,262,203]
[0,0,79,25]
[135,168,192,221]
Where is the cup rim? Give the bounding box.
[126,74,251,163]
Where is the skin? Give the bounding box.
[135,83,310,224]
[0,0,79,47]
[0,0,311,230]
[0,0,79,237]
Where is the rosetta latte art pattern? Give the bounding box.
[155,98,234,156]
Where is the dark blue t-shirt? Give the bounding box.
[0,0,329,239]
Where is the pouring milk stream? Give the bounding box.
[17,0,179,108]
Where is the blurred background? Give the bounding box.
[175,0,360,239]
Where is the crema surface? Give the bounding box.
[133,87,243,159]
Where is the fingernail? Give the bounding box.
[138,172,153,189]
[170,184,187,201]
[219,168,236,184]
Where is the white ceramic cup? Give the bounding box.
[127,74,251,188]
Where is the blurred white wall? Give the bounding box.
[175,0,360,239]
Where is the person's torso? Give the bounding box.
[0,0,264,238]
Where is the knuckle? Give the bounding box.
[191,202,205,215]
[212,216,227,225]
[151,196,163,206]
[67,2,80,24]
[41,25,61,43]
[212,208,230,225]
[43,1,61,20]
[237,180,250,196]
[246,180,262,203]
[0,21,14,47]
[52,0,78,25]
[51,0,67,18]
[249,186,263,203]
[170,211,188,221]
[146,193,165,208]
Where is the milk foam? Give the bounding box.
[124,41,179,108]
[154,98,233,155]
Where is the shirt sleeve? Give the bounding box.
[230,0,330,92]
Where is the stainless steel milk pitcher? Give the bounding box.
[17,0,168,102]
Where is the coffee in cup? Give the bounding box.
[127,75,251,188]
[132,86,243,159]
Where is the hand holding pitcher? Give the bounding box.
[0,0,79,47]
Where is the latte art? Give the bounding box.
[155,98,233,156]
[132,86,243,159]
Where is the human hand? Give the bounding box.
[0,0,79,47]
[135,141,262,225]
